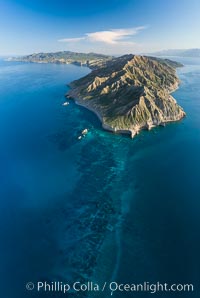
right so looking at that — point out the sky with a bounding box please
[0,0,200,56]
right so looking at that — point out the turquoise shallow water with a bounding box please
[0,58,200,297]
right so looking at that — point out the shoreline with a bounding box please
[66,81,185,139]
[8,57,186,140]
[73,98,133,137]
[67,89,139,138]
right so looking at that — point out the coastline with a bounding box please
[72,97,133,137]
[9,57,186,140]
[66,89,139,138]
[67,80,185,139]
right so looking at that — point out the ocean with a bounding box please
[0,58,200,298]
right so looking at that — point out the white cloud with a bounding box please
[58,26,146,45]
[58,37,85,42]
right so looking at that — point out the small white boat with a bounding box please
[78,136,82,140]
[81,128,88,135]
[62,101,69,106]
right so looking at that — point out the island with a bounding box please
[150,48,200,57]
[7,51,112,69]
[9,51,186,138]
[67,54,186,138]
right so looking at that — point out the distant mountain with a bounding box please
[7,51,112,69]
[150,49,200,57]
[68,55,185,138]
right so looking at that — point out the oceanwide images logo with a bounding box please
[25,281,194,295]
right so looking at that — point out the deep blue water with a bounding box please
[0,58,200,298]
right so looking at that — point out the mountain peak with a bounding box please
[68,55,185,138]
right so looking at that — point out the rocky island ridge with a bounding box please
[67,54,185,138]
[7,51,112,69]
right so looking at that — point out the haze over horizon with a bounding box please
[1,0,200,56]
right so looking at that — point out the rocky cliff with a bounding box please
[68,55,185,138]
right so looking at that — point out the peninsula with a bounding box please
[67,54,185,138]
[8,51,112,69]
